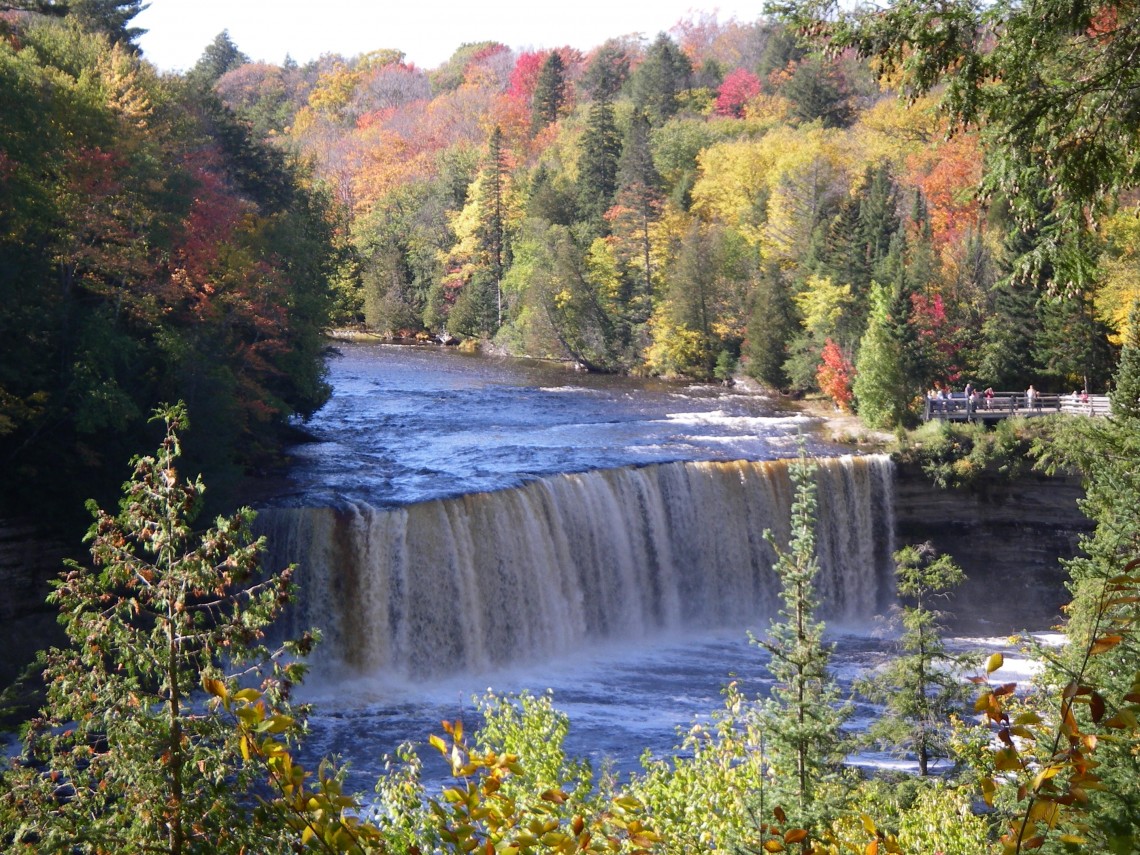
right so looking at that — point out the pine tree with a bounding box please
[857,543,971,776]
[853,282,906,428]
[1034,292,1115,393]
[1111,300,1140,418]
[581,39,630,102]
[976,279,1042,390]
[744,263,796,389]
[1,0,146,47]
[614,109,663,315]
[188,30,249,88]
[752,449,849,835]
[782,56,853,128]
[577,98,621,230]
[530,51,566,135]
[476,125,509,328]
[631,33,692,126]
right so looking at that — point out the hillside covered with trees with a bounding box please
[206,11,1131,419]
[0,3,340,528]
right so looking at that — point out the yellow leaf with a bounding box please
[864,842,879,855]
[301,825,314,845]
[980,776,997,806]
[429,734,446,754]
[861,814,877,836]
[1027,799,1061,828]
[1032,765,1060,789]
[762,841,785,853]
[234,687,261,703]
[239,735,250,762]
[784,829,808,843]
[1090,634,1123,654]
[994,747,1022,772]
[986,652,1005,674]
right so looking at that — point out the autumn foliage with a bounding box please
[817,338,855,411]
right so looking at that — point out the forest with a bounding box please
[3,0,1140,852]
[201,4,1130,414]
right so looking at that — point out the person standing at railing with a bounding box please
[984,387,994,410]
[1026,384,1039,411]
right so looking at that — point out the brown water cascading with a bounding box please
[255,454,898,679]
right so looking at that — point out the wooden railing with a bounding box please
[923,392,1112,422]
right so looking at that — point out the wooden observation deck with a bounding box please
[923,392,1112,423]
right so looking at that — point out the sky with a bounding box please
[134,1,763,72]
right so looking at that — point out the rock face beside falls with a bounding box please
[0,520,69,689]
[893,462,1091,632]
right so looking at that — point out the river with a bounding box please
[254,343,1041,795]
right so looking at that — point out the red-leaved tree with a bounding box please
[817,337,854,411]
[715,68,762,117]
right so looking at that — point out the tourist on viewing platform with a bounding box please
[984,387,994,409]
[1026,384,1038,411]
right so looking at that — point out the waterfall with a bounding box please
[256,454,896,678]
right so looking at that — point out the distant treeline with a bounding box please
[205,18,1128,418]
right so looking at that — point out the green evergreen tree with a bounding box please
[756,23,806,80]
[476,125,509,329]
[1112,301,1140,418]
[577,97,621,230]
[0,0,145,46]
[976,279,1042,390]
[1034,292,1115,393]
[530,51,566,135]
[745,262,796,389]
[188,30,249,88]
[906,190,939,291]
[752,449,850,834]
[631,33,692,126]
[614,109,663,316]
[658,220,723,378]
[0,406,313,853]
[580,38,630,102]
[857,543,971,776]
[853,282,906,427]
[813,163,901,343]
[782,56,853,128]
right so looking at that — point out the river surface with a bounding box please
[267,344,1038,796]
[272,343,830,507]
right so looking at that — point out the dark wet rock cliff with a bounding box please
[893,461,1091,633]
